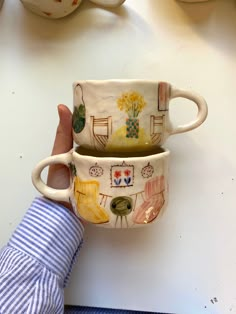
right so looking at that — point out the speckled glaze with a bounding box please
[32,148,169,228]
[20,0,126,19]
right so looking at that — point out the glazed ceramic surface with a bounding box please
[32,147,169,228]
[20,0,82,18]
[89,0,126,7]
[73,80,208,152]
[20,0,125,19]
[178,0,209,2]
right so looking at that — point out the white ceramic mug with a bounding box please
[32,147,169,228]
[72,80,208,152]
[20,0,125,19]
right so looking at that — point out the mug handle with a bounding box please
[170,86,208,135]
[89,0,126,8]
[31,152,72,203]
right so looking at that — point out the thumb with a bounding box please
[51,104,73,156]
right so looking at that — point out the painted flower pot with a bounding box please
[126,118,139,139]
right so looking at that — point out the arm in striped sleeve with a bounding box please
[0,197,84,314]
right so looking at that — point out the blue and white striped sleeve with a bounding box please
[0,197,84,314]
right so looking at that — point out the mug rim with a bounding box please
[73,79,170,88]
[72,147,170,162]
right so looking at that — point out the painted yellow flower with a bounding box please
[117,91,147,118]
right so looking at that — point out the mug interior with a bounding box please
[75,146,166,158]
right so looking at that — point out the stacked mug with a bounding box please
[32,80,208,228]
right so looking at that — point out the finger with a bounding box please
[47,104,73,186]
[51,104,73,156]
[46,105,74,211]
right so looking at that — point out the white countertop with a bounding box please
[1,1,236,313]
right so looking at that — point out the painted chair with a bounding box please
[132,176,165,224]
[150,115,165,145]
[149,81,170,145]
[90,116,112,150]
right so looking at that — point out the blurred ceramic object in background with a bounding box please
[178,0,209,2]
[20,0,82,18]
[89,0,125,7]
[0,0,4,9]
[20,0,126,19]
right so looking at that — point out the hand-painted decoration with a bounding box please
[158,82,170,111]
[90,116,112,151]
[72,84,86,133]
[74,177,109,224]
[68,162,77,177]
[141,162,154,178]
[110,196,133,228]
[89,163,104,177]
[133,176,165,224]
[110,161,134,187]
[117,91,146,139]
[150,115,164,145]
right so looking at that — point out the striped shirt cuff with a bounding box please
[8,197,84,286]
